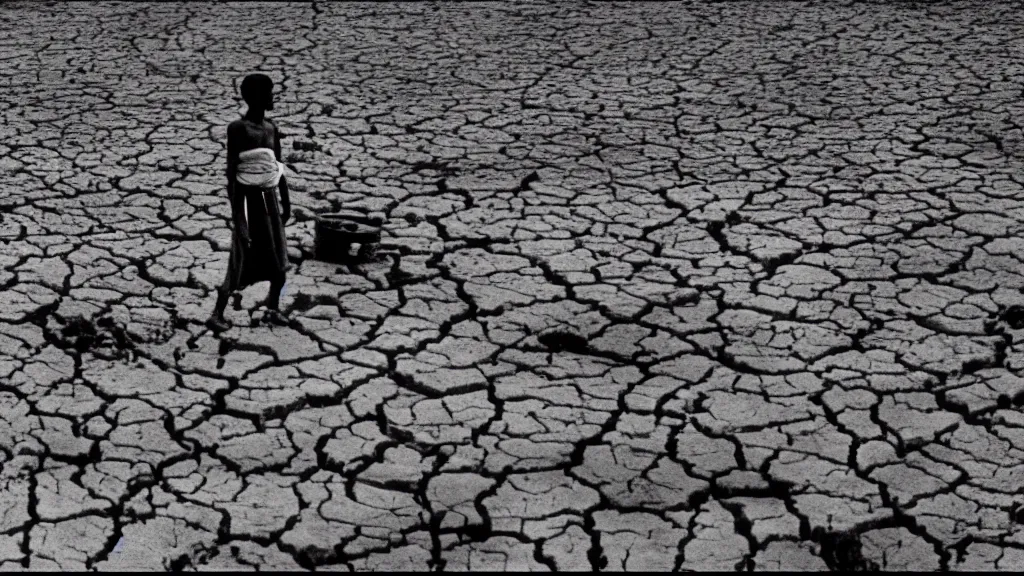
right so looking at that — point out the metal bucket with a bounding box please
[313,212,383,263]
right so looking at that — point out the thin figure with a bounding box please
[207,73,291,332]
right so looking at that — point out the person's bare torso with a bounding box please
[229,118,277,155]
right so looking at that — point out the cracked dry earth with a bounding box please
[6,1,1024,572]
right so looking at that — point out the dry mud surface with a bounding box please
[4,1,1024,571]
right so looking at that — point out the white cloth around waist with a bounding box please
[236,147,284,188]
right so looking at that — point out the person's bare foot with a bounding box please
[205,316,231,333]
[263,309,289,326]
[258,293,284,311]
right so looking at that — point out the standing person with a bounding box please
[207,73,291,332]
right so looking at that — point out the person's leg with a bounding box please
[251,188,289,325]
[263,272,289,325]
[267,274,285,310]
[257,265,285,311]
[209,213,247,332]
[206,286,232,332]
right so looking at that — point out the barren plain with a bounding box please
[3,1,1024,571]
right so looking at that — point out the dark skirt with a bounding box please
[221,184,289,293]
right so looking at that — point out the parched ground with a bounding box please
[4,0,1024,571]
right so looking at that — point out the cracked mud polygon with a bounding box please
[3,1,1024,571]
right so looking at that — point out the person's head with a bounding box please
[240,73,274,111]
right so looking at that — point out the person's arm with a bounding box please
[273,122,291,224]
[226,123,249,243]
